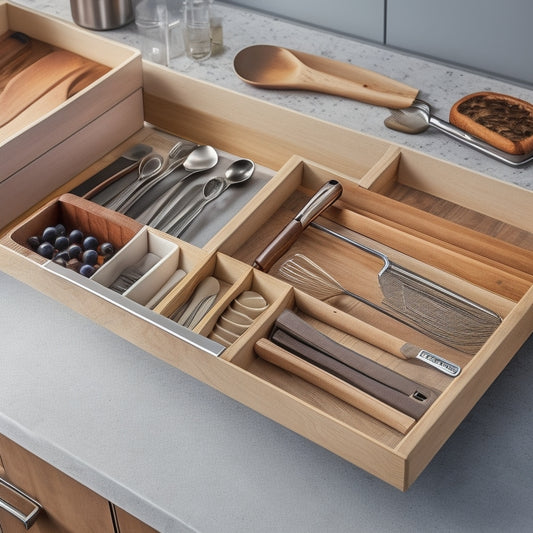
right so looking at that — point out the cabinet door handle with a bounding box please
[0,476,42,529]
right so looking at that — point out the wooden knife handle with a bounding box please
[253,219,303,272]
[253,180,343,272]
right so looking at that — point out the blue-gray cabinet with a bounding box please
[386,0,533,85]
[225,0,533,85]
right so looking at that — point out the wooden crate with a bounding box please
[0,1,143,228]
[1,60,532,491]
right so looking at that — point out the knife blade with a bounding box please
[69,143,153,198]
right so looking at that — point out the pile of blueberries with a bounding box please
[27,223,116,277]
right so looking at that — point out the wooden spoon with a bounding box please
[0,64,104,142]
[0,32,31,70]
[0,50,88,127]
[233,44,418,109]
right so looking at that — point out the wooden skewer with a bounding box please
[254,338,416,434]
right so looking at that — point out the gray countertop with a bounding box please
[2,2,533,532]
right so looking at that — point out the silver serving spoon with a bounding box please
[384,99,533,166]
[163,158,255,237]
[102,153,164,210]
[128,145,219,222]
[113,141,200,213]
[142,145,220,227]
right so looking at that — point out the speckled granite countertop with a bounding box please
[12,0,533,188]
[2,2,533,533]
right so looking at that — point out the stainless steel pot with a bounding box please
[70,0,134,30]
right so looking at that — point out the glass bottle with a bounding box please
[208,0,223,55]
[183,0,211,62]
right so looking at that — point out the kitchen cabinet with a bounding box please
[0,434,155,532]
[0,434,114,532]
[225,0,385,43]
[112,507,158,533]
[384,0,532,85]
[227,0,533,84]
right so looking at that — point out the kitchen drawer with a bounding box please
[0,1,143,228]
[1,59,532,491]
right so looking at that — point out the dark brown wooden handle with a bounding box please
[253,180,343,272]
[252,219,303,272]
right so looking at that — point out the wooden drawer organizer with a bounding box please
[1,61,533,490]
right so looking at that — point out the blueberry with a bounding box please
[55,223,67,236]
[36,241,55,259]
[82,249,99,266]
[54,235,69,251]
[99,242,115,256]
[27,235,41,250]
[67,243,82,260]
[42,226,57,243]
[79,264,96,277]
[69,229,84,244]
[83,235,99,251]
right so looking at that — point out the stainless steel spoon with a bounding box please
[163,158,255,237]
[102,153,164,211]
[113,141,200,213]
[137,145,219,226]
[384,99,533,166]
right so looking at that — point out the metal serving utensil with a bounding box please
[385,99,533,166]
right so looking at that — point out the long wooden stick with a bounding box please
[340,185,533,277]
[254,338,415,434]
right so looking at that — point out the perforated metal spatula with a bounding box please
[309,221,502,354]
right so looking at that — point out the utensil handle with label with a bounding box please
[253,180,342,272]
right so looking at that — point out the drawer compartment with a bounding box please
[1,57,532,491]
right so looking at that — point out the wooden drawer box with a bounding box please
[0,1,143,228]
[1,59,532,491]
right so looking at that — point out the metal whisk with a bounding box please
[279,254,498,354]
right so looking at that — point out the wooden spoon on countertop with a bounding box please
[233,44,418,109]
[0,50,90,127]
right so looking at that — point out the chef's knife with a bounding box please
[70,143,153,198]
